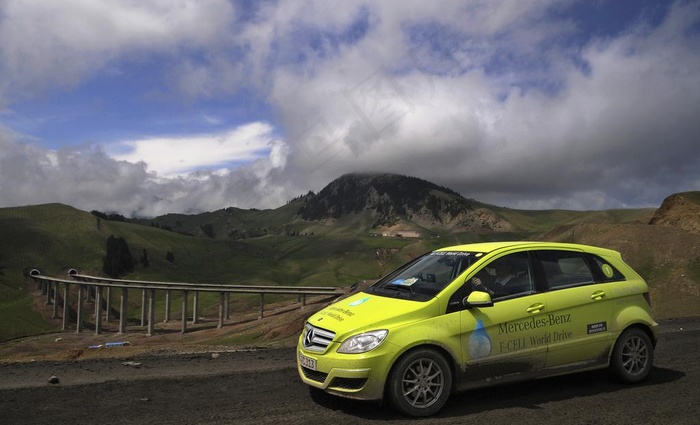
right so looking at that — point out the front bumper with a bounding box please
[296,340,399,401]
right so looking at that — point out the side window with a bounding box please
[445,252,534,313]
[471,252,534,301]
[536,250,595,290]
[589,254,626,282]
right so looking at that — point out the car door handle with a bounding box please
[526,303,545,314]
[591,290,606,301]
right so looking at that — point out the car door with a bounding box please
[534,249,616,369]
[458,252,548,382]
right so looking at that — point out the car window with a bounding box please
[477,252,534,302]
[536,250,595,290]
[589,254,626,282]
[446,251,534,312]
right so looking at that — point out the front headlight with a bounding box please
[337,330,388,354]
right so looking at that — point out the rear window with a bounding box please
[589,254,626,282]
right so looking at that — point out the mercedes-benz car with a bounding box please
[297,242,658,416]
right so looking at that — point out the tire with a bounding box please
[610,327,654,384]
[387,348,452,417]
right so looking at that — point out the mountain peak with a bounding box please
[297,173,483,229]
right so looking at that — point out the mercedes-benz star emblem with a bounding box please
[304,328,315,348]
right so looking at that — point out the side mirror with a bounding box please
[463,291,494,308]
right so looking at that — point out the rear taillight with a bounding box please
[643,292,652,307]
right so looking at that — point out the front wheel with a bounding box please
[387,348,452,417]
[610,327,654,384]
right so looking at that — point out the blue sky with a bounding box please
[0,0,698,216]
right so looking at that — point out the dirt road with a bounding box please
[1,319,698,425]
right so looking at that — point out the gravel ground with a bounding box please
[0,319,698,424]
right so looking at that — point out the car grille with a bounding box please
[329,377,368,390]
[301,367,328,383]
[302,323,335,353]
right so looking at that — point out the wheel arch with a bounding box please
[612,303,658,346]
[619,322,658,348]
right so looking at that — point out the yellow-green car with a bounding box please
[297,242,658,416]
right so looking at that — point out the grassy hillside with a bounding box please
[0,204,438,342]
[132,201,304,239]
[493,206,656,234]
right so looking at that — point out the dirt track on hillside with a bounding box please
[1,319,699,425]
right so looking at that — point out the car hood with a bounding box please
[305,291,439,341]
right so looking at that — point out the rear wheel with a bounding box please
[387,348,452,417]
[610,327,654,384]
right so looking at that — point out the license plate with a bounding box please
[299,352,317,371]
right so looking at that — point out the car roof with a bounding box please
[434,241,620,257]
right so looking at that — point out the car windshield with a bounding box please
[367,251,483,301]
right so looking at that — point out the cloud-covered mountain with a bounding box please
[298,173,511,232]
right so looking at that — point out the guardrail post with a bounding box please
[225,292,230,319]
[181,290,188,334]
[147,288,155,336]
[52,283,59,319]
[140,289,147,327]
[48,281,52,300]
[105,287,112,323]
[62,283,70,331]
[301,294,306,308]
[164,290,171,323]
[95,286,103,335]
[76,284,84,333]
[218,292,225,329]
[259,293,264,319]
[192,291,199,324]
[119,288,128,334]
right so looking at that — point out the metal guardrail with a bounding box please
[30,270,347,336]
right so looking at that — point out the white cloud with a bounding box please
[0,126,294,216]
[107,122,278,177]
[0,0,235,104]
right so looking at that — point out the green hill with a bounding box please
[0,203,439,341]
[493,206,656,233]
